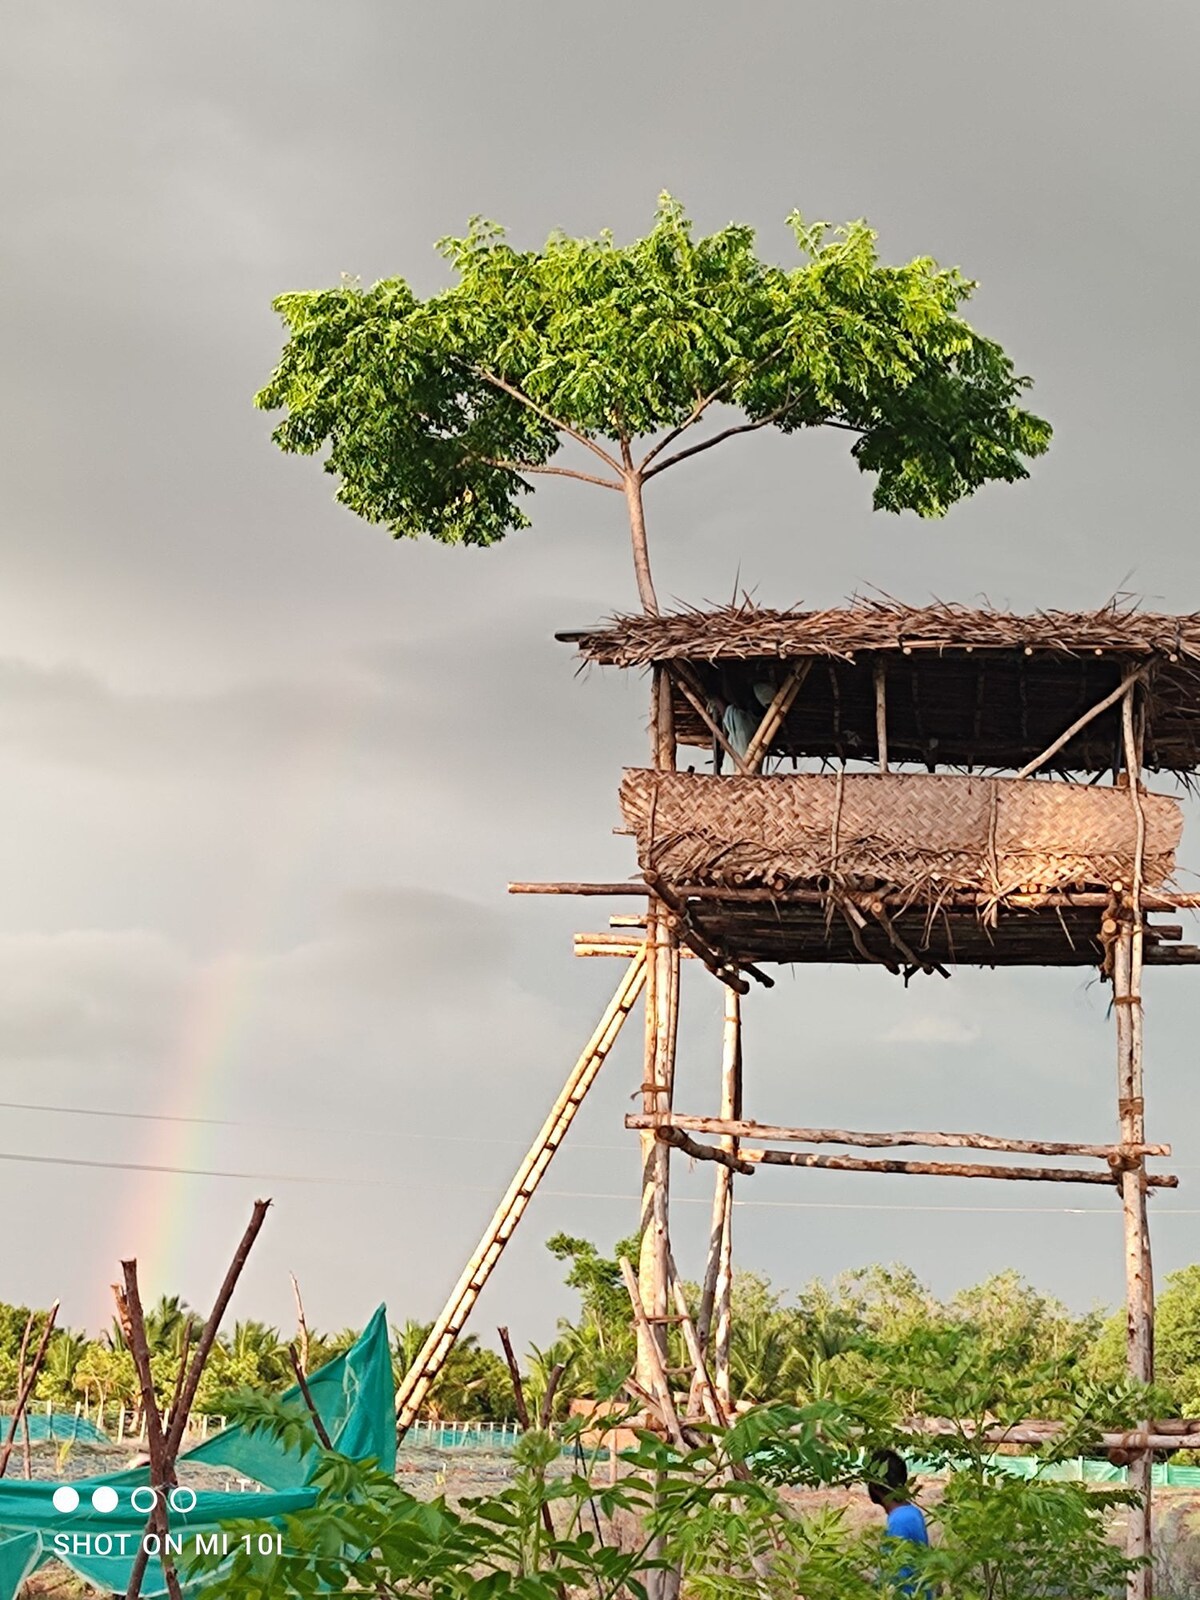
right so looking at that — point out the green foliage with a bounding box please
[200,1391,1137,1600]
[255,195,1050,607]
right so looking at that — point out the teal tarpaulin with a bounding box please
[0,1304,394,1598]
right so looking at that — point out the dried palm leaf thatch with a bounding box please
[563,599,1200,668]
[618,770,1183,900]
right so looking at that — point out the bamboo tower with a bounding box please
[404,599,1200,1599]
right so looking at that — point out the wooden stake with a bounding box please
[290,1272,310,1378]
[0,1304,58,1479]
[395,954,647,1432]
[287,1343,332,1450]
[496,1328,531,1430]
[627,1112,1169,1161]
[117,1266,183,1600]
[121,1203,270,1600]
[162,1199,272,1463]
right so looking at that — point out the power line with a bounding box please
[0,1145,1196,1218]
[3,1100,1195,1170]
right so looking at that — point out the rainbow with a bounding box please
[109,673,380,1294]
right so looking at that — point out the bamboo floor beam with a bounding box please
[395,952,648,1434]
[509,881,1200,911]
[909,1418,1200,1453]
[627,1112,1170,1161]
[653,1126,1177,1186]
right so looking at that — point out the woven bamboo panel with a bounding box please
[619,770,1183,895]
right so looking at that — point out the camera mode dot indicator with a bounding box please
[91,1486,118,1514]
[52,1487,79,1514]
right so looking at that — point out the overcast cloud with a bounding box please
[1,1,1198,1342]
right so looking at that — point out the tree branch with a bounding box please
[641,415,779,480]
[638,385,729,471]
[481,458,624,490]
[474,368,624,474]
[642,407,867,479]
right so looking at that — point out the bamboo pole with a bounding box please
[509,881,1200,912]
[743,662,811,772]
[1119,681,1154,1600]
[620,1258,686,1448]
[909,1418,1200,1452]
[657,1129,1176,1186]
[874,660,889,772]
[643,872,759,992]
[670,668,753,777]
[692,987,741,1415]
[396,953,647,1432]
[627,1113,1170,1160]
[637,914,681,1390]
[1014,663,1149,779]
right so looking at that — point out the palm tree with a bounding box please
[229,1320,287,1385]
[37,1331,89,1405]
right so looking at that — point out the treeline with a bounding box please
[6,1238,1200,1426]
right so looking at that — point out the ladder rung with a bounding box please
[643,1314,685,1324]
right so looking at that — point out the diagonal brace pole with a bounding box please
[395,952,648,1434]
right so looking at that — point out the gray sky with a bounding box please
[1,0,1198,1346]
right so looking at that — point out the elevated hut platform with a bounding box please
[561,601,1200,775]
[552,601,1200,975]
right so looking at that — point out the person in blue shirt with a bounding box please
[866,1450,930,1595]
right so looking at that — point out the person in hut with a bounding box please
[866,1449,930,1595]
[708,679,777,771]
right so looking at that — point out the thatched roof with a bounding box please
[559,600,1200,667]
[558,602,1200,775]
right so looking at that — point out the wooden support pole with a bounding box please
[1118,678,1154,1600]
[658,1130,1176,1186]
[627,1112,1170,1161]
[637,913,681,1391]
[645,870,768,990]
[743,662,811,773]
[510,881,1200,912]
[670,667,753,777]
[693,986,741,1416]
[395,953,647,1433]
[1014,663,1149,779]
[910,1417,1200,1452]
[874,659,889,772]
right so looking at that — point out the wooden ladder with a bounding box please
[395,951,648,1435]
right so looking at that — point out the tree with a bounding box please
[255,196,1050,613]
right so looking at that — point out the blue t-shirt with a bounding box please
[885,1502,929,1594]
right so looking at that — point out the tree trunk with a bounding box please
[623,473,659,614]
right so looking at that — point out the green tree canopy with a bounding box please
[256,195,1050,611]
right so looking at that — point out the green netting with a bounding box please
[0,1303,394,1598]
[0,1413,107,1445]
